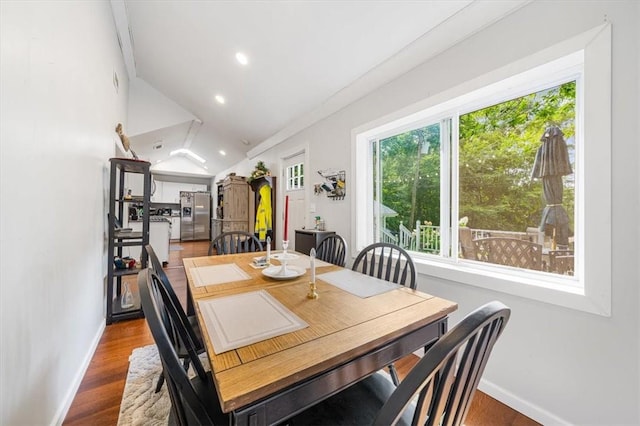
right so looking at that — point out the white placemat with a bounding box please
[198,290,308,354]
[317,269,400,298]
[190,264,251,288]
[271,251,332,269]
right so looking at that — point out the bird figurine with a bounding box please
[115,123,138,159]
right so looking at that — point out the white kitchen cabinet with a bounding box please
[161,181,182,203]
[158,182,209,203]
[170,217,180,240]
[151,179,163,202]
[127,219,171,264]
[144,179,210,203]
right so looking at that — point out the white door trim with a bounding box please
[278,143,310,248]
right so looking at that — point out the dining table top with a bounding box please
[183,251,457,414]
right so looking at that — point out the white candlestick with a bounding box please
[310,248,316,284]
[266,236,271,264]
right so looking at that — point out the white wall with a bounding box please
[0,2,128,424]
[128,77,197,136]
[217,145,351,244]
[224,1,640,424]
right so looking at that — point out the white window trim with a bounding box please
[351,23,611,316]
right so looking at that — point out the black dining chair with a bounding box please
[352,242,417,385]
[138,268,228,425]
[316,234,348,267]
[145,244,205,393]
[352,242,417,289]
[287,301,511,426]
[209,231,263,256]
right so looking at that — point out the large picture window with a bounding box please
[353,24,611,315]
[372,80,576,275]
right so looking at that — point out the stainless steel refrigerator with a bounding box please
[180,191,211,241]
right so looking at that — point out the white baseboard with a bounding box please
[478,378,570,425]
[51,321,106,426]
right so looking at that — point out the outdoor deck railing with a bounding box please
[382,223,571,274]
[387,222,538,255]
[381,228,399,245]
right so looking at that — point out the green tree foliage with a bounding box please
[377,80,575,237]
[459,81,575,232]
[379,124,441,231]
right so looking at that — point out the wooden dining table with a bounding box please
[183,251,457,426]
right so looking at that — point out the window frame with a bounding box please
[351,23,611,316]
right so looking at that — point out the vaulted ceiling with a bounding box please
[111,0,526,176]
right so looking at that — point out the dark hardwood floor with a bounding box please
[63,241,539,426]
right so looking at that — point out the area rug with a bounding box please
[118,345,211,425]
[117,345,170,426]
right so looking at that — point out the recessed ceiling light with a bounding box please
[215,94,225,104]
[219,150,226,156]
[235,52,249,66]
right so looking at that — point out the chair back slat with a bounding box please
[426,356,457,426]
[445,333,482,426]
[352,242,417,289]
[377,245,387,281]
[412,379,433,426]
[209,231,263,256]
[316,234,348,267]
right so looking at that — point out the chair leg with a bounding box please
[388,363,400,386]
[155,372,165,393]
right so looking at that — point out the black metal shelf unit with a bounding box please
[106,158,151,324]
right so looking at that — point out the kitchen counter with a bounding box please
[126,219,171,264]
[130,216,171,223]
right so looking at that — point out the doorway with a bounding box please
[282,150,307,251]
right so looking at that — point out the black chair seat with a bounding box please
[288,372,415,426]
